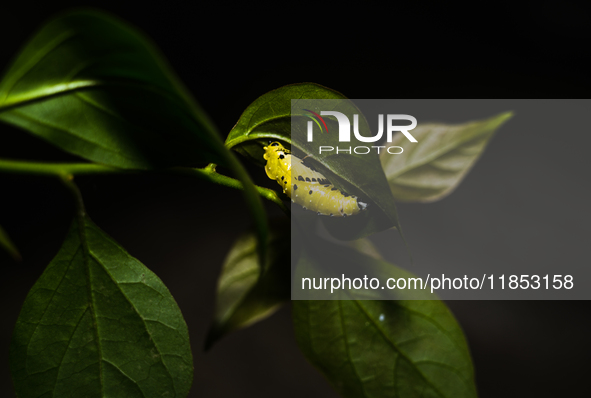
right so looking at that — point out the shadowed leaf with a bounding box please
[10,216,193,397]
[205,218,291,349]
[292,240,477,398]
[226,83,406,241]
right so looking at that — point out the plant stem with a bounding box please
[59,174,86,217]
[0,224,21,261]
[0,158,290,215]
[172,166,290,215]
[0,159,121,176]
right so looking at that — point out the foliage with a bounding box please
[0,9,510,398]
[10,209,193,397]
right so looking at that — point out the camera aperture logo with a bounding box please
[304,110,417,155]
[303,109,330,134]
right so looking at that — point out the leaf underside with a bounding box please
[0,9,227,170]
[10,216,193,398]
[382,112,513,202]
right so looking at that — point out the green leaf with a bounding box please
[226,83,405,241]
[225,83,346,164]
[0,9,268,287]
[292,241,477,398]
[0,9,228,170]
[0,223,21,261]
[205,218,291,350]
[381,112,513,202]
[10,216,193,397]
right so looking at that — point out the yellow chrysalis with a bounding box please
[263,142,367,216]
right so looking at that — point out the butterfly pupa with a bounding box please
[263,141,367,217]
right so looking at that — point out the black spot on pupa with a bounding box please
[305,177,311,182]
[309,190,313,195]
[279,154,285,159]
[298,176,304,181]
[324,184,330,188]
[331,188,338,191]
[294,184,298,190]
[271,142,279,147]
[281,176,284,181]
[312,178,317,182]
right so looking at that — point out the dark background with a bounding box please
[1,1,590,397]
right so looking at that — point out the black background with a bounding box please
[1,1,590,397]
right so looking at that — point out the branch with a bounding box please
[0,159,121,176]
[0,159,290,215]
[59,174,86,217]
[172,164,290,215]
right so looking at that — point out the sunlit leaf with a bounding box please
[0,9,268,284]
[0,9,226,170]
